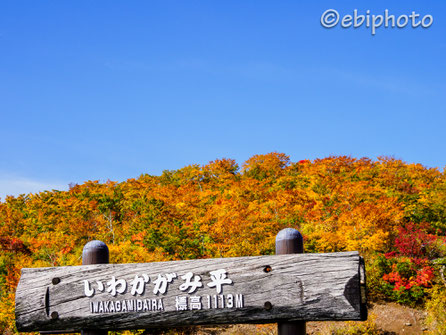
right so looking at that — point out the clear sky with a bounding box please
[1,1,445,199]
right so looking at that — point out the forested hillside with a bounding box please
[1,153,445,333]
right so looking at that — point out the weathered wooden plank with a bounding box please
[16,251,366,332]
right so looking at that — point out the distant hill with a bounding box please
[1,153,445,333]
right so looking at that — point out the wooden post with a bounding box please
[276,228,306,335]
[82,240,109,265]
[81,240,109,335]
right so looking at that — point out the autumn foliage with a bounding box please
[1,153,445,333]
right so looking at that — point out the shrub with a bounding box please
[425,284,446,335]
[329,313,381,335]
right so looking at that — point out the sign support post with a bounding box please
[81,240,109,335]
[276,228,306,335]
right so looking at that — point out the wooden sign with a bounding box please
[15,251,366,332]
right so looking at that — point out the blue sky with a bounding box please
[1,1,445,199]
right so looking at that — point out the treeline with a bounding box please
[1,153,445,333]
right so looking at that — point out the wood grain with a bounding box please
[15,251,366,332]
